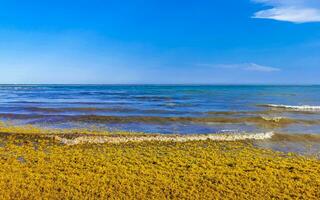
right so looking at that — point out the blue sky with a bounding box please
[0,0,319,84]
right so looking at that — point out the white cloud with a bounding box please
[243,63,281,72]
[200,63,281,72]
[252,0,320,23]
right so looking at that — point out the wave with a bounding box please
[0,106,190,115]
[0,113,46,119]
[260,104,320,112]
[7,101,45,104]
[206,110,279,115]
[21,107,138,113]
[70,115,320,128]
[260,116,285,123]
[1,112,319,129]
[72,115,290,123]
[1,113,318,127]
[270,133,320,142]
[53,132,275,145]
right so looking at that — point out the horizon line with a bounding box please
[0,83,319,86]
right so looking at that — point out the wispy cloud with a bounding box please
[198,63,281,72]
[252,0,320,23]
[243,63,281,72]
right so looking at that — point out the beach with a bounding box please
[0,85,320,199]
[0,127,319,199]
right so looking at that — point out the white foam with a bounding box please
[260,116,284,122]
[53,132,274,145]
[263,104,320,112]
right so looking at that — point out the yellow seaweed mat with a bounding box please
[0,134,319,199]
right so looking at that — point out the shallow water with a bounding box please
[0,85,320,135]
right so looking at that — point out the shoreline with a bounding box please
[1,122,320,151]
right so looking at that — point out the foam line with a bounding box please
[262,104,320,112]
[53,132,274,145]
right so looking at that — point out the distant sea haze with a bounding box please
[0,85,319,135]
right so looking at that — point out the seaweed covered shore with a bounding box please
[0,123,319,199]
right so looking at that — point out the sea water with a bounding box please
[0,85,319,135]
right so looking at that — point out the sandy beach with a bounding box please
[0,123,319,199]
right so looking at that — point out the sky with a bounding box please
[0,0,319,84]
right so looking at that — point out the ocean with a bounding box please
[1,84,320,136]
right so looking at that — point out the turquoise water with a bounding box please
[0,85,320,135]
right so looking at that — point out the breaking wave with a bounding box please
[260,104,320,112]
